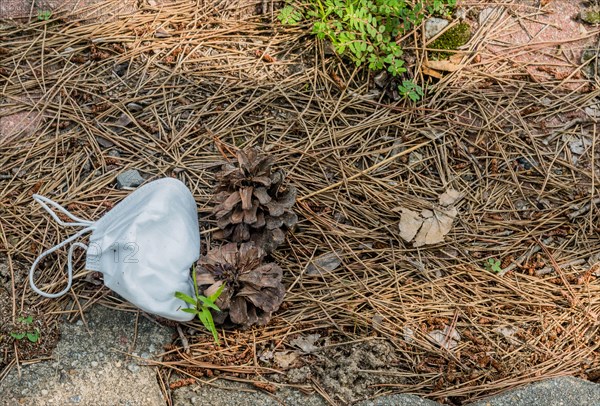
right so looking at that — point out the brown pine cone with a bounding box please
[212,147,297,253]
[195,242,285,328]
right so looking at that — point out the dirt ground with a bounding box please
[2,0,600,405]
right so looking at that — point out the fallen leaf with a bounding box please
[439,188,464,206]
[422,65,443,79]
[398,190,460,247]
[448,53,466,64]
[413,207,457,247]
[399,208,423,242]
[306,252,342,276]
[259,350,274,362]
[290,334,321,354]
[424,59,461,72]
[428,325,460,350]
[564,135,591,155]
[273,351,298,369]
[421,209,434,218]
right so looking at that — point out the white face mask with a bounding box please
[29,178,199,321]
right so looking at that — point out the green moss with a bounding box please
[429,22,471,59]
[581,49,599,79]
[580,7,600,25]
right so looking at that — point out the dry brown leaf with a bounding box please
[291,334,321,353]
[422,65,443,79]
[399,208,423,242]
[413,208,457,247]
[439,188,464,206]
[273,351,299,369]
[428,325,460,350]
[448,53,466,64]
[424,59,461,72]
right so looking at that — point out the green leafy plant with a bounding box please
[37,10,52,21]
[175,266,224,344]
[427,0,456,15]
[279,0,456,101]
[398,80,424,101]
[10,315,40,343]
[278,5,303,25]
[484,258,502,274]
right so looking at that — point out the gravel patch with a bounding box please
[0,305,173,406]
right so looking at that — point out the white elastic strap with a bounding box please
[32,194,93,227]
[30,195,94,298]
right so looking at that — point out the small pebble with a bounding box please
[424,17,449,39]
[116,169,144,189]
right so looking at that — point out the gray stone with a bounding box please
[107,149,121,158]
[0,306,173,406]
[116,169,144,188]
[424,18,449,39]
[466,377,600,406]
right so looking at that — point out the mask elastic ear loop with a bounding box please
[32,194,93,227]
[29,228,92,298]
[30,195,94,298]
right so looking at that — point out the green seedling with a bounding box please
[175,266,224,345]
[398,80,424,101]
[278,5,303,25]
[10,315,40,343]
[484,258,502,274]
[37,10,52,21]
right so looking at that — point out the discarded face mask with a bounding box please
[29,178,199,321]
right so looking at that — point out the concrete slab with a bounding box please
[467,377,600,406]
[0,305,173,406]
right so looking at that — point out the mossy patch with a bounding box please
[580,7,600,25]
[581,49,599,79]
[429,22,471,59]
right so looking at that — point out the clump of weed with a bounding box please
[279,0,457,101]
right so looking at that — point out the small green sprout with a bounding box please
[484,258,502,274]
[175,265,224,345]
[37,10,52,21]
[278,5,303,25]
[398,80,424,102]
[10,315,40,343]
